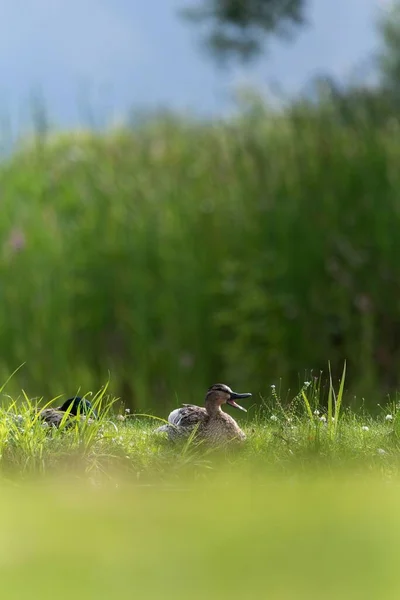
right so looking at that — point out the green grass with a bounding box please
[2,474,400,599]
[0,380,398,482]
[0,102,400,407]
[0,383,399,598]
[0,392,399,599]
[1,100,400,595]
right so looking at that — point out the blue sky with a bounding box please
[0,0,387,129]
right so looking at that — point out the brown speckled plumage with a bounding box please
[155,383,251,443]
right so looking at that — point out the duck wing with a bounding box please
[168,405,207,428]
[38,408,65,427]
[154,405,208,439]
[38,408,94,428]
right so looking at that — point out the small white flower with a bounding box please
[361,426,369,432]
[313,409,320,416]
[304,381,311,388]
[125,408,131,414]
[385,414,393,422]
[271,384,276,390]
[116,415,125,422]
[377,448,386,455]
[320,415,326,423]
[270,415,278,422]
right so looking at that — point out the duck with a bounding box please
[155,383,252,443]
[38,396,98,428]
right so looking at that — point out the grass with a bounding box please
[1,101,400,407]
[0,378,399,598]
[2,475,400,599]
[0,372,398,482]
[2,99,400,594]
[0,393,398,599]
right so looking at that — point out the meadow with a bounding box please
[3,473,400,599]
[0,366,397,482]
[1,96,400,596]
[0,97,399,409]
[0,376,399,599]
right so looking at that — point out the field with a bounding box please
[1,97,400,596]
[0,383,399,599]
[1,101,400,408]
[2,474,400,600]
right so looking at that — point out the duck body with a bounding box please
[39,397,97,428]
[155,384,251,443]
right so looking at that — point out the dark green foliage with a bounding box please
[1,100,400,409]
[181,0,307,62]
[378,1,400,103]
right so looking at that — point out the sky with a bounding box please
[0,0,389,130]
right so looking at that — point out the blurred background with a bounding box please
[0,0,399,410]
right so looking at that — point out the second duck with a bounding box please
[38,396,97,428]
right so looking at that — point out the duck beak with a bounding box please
[227,391,252,412]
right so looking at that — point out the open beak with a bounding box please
[227,391,252,412]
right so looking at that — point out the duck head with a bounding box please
[206,384,252,412]
[59,397,97,418]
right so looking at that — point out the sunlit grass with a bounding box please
[0,472,400,599]
[0,379,397,482]
[0,383,398,597]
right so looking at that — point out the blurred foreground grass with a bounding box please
[1,474,400,599]
[0,386,399,598]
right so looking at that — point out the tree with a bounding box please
[377,1,400,103]
[181,0,308,63]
